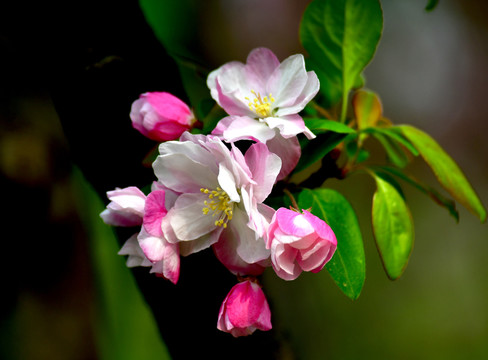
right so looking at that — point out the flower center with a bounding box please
[245,89,275,118]
[200,187,234,228]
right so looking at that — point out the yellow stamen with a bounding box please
[200,187,234,228]
[245,89,274,118]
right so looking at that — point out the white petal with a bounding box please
[169,193,218,240]
[218,164,240,203]
[267,54,308,109]
[232,207,270,263]
[153,153,217,193]
[220,116,276,143]
[275,71,320,117]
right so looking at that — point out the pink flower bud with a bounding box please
[130,92,195,142]
[217,280,272,337]
[266,208,337,281]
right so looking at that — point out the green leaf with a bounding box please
[373,165,459,222]
[371,172,414,280]
[139,0,212,119]
[298,188,365,300]
[425,0,439,12]
[372,132,410,168]
[400,125,487,222]
[295,132,351,173]
[300,0,383,108]
[363,127,419,156]
[304,118,356,135]
[73,168,171,360]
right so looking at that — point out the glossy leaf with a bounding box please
[376,165,459,221]
[305,118,356,135]
[400,125,487,222]
[298,188,365,300]
[371,172,414,280]
[300,0,383,107]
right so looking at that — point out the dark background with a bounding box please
[1,0,487,359]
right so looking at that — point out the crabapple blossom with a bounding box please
[153,132,281,275]
[207,47,318,140]
[100,185,180,284]
[207,47,318,178]
[217,280,272,337]
[266,208,337,281]
[130,92,196,142]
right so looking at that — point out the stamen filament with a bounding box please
[200,187,234,228]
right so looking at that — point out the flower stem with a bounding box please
[312,101,334,120]
[340,91,348,124]
[283,188,299,211]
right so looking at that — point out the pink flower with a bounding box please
[138,188,180,284]
[100,185,180,284]
[130,92,196,142]
[153,132,281,275]
[100,186,146,227]
[217,280,272,337]
[266,208,337,281]
[207,48,318,178]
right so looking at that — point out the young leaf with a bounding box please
[305,118,356,135]
[300,0,383,109]
[399,125,487,222]
[298,188,365,300]
[373,165,459,222]
[352,89,383,130]
[371,172,414,280]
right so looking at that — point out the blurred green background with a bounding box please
[1,0,487,359]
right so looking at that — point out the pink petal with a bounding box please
[137,226,165,262]
[149,242,180,284]
[143,190,167,237]
[266,134,301,180]
[245,142,282,203]
[217,281,272,337]
[276,208,314,237]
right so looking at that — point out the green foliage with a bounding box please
[371,172,414,280]
[300,0,383,120]
[139,0,212,119]
[298,188,365,300]
[399,125,487,222]
[73,169,171,360]
[305,118,355,135]
[373,165,459,222]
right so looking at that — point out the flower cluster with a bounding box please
[101,48,337,337]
